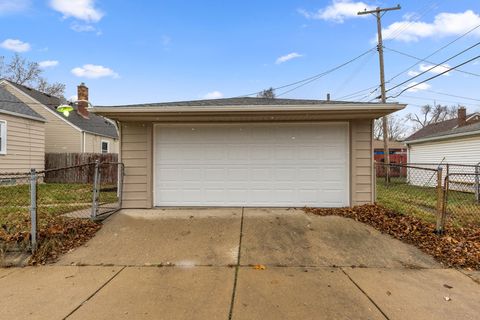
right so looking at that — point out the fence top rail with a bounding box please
[39,162,98,174]
[41,161,124,174]
[375,162,439,172]
[408,162,479,168]
[445,173,480,177]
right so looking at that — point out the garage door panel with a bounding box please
[154,124,349,207]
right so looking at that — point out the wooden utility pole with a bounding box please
[358,5,401,182]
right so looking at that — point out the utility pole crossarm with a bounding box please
[357,4,401,183]
[357,5,401,16]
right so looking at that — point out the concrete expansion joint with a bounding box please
[228,207,245,320]
[340,268,391,320]
[63,266,126,320]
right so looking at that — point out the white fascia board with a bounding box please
[405,130,480,145]
[91,103,405,114]
[1,80,83,132]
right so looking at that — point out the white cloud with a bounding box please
[70,22,96,32]
[50,0,103,22]
[418,63,451,76]
[276,52,303,64]
[383,10,480,42]
[71,64,119,79]
[203,91,223,99]
[0,0,30,14]
[406,82,431,93]
[407,70,419,77]
[39,60,59,68]
[0,39,30,52]
[298,1,375,23]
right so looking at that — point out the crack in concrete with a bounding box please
[63,266,126,320]
[228,207,245,320]
[341,268,391,320]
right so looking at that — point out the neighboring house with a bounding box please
[0,80,119,154]
[93,98,404,208]
[0,86,46,174]
[405,107,480,165]
[373,139,407,165]
[373,139,407,155]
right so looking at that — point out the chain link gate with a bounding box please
[91,161,124,220]
[0,161,124,256]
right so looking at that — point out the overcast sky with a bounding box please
[1,0,479,119]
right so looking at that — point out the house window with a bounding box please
[101,140,109,154]
[0,120,6,155]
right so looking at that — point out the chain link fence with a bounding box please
[375,162,480,232]
[0,162,123,256]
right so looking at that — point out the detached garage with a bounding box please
[93,98,404,209]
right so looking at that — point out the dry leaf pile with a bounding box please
[1,217,101,265]
[305,204,480,270]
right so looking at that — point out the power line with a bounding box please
[384,46,480,77]
[336,85,379,101]
[385,41,480,94]
[401,94,480,106]
[332,51,376,96]
[388,55,480,98]
[276,50,377,97]
[420,89,480,103]
[233,47,376,98]
[385,22,480,84]
[383,0,441,42]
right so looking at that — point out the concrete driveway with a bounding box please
[1,208,479,320]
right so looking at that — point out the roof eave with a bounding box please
[405,130,480,145]
[0,109,46,122]
[91,103,405,121]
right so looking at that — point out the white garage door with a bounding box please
[154,123,349,207]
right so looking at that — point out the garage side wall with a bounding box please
[121,122,153,208]
[350,119,374,205]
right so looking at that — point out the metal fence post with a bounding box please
[435,168,444,234]
[29,168,37,253]
[118,164,124,210]
[475,164,480,204]
[91,160,100,219]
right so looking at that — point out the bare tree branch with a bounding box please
[257,87,276,99]
[374,115,408,141]
[406,104,458,130]
[0,54,65,98]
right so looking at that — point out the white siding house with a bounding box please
[408,136,480,166]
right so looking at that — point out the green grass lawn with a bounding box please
[376,177,480,226]
[0,183,118,233]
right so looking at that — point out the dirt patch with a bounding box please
[304,204,480,270]
[1,217,101,265]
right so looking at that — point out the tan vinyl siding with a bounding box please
[121,122,153,208]
[0,114,45,173]
[120,120,374,208]
[83,133,119,153]
[4,84,83,153]
[350,119,374,205]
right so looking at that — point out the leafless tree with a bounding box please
[0,54,65,98]
[36,77,66,97]
[374,115,408,141]
[406,104,458,130]
[257,87,276,99]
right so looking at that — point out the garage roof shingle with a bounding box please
[0,85,45,121]
[97,97,382,108]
